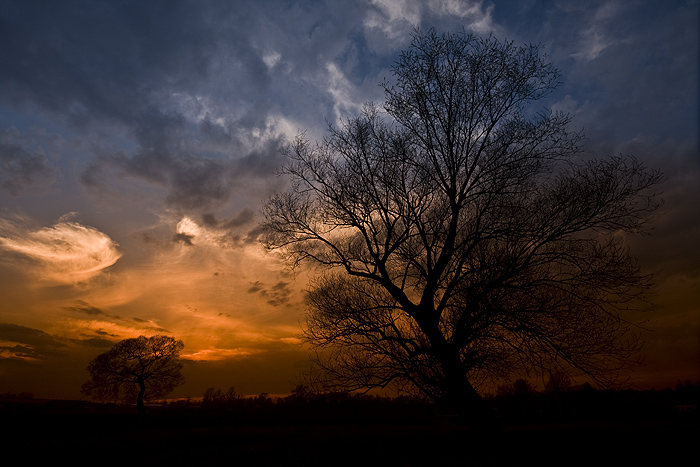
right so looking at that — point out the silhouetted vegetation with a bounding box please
[262,28,662,423]
[487,379,700,424]
[1,383,696,466]
[0,391,34,399]
[81,335,185,416]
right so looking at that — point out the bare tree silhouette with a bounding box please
[81,335,184,416]
[262,29,662,422]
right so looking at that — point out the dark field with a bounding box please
[2,389,697,466]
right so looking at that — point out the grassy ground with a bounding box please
[2,401,697,466]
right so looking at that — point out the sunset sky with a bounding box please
[1,0,698,400]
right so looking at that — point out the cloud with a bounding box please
[0,0,696,398]
[171,213,259,250]
[0,126,61,195]
[0,323,68,360]
[364,0,422,45]
[63,300,108,316]
[1,1,292,211]
[363,0,499,48]
[202,210,254,230]
[248,281,265,294]
[325,62,368,123]
[75,336,117,349]
[427,0,498,34]
[0,216,122,283]
[0,144,56,195]
[182,347,265,362]
[0,0,221,128]
[65,317,171,340]
[248,280,293,307]
[173,232,196,246]
[81,126,288,211]
[570,2,624,62]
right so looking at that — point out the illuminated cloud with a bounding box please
[173,214,260,249]
[182,347,265,362]
[0,216,122,284]
[64,318,170,340]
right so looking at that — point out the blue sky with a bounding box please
[0,0,698,399]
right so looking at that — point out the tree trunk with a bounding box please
[136,380,146,417]
[434,341,498,429]
[445,373,496,426]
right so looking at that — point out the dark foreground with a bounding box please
[2,391,697,466]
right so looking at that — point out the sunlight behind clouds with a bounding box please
[0,217,121,284]
[182,347,264,361]
[0,0,695,399]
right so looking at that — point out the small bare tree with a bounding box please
[81,335,184,415]
[262,29,661,421]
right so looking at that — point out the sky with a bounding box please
[0,0,698,400]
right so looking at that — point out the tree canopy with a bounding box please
[81,335,184,415]
[262,29,662,421]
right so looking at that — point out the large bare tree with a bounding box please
[262,30,661,420]
[81,335,184,415]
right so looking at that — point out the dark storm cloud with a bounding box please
[562,2,696,146]
[63,300,172,335]
[0,143,56,195]
[0,0,220,125]
[1,0,453,212]
[0,1,302,209]
[74,335,116,348]
[491,0,697,145]
[202,210,253,229]
[248,280,292,307]
[129,318,171,334]
[490,1,699,285]
[247,281,264,294]
[77,331,117,348]
[63,300,107,316]
[83,149,231,210]
[0,127,57,195]
[80,118,288,210]
[173,232,195,246]
[0,323,68,359]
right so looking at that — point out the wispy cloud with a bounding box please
[365,0,422,45]
[63,300,108,316]
[570,1,630,62]
[0,215,121,283]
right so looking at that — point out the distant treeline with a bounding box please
[157,380,699,424]
[0,391,34,399]
[1,380,697,423]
